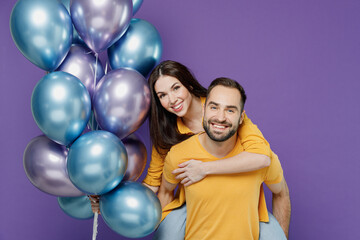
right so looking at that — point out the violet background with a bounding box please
[1,0,360,239]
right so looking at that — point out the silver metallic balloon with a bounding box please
[123,137,147,181]
[23,135,84,197]
[56,44,105,98]
[132,0,143,15]
[108,18,163,77]
[10,0,72,71]
[58,196,94,219]
[93,68,151,139]
[31,71,91,146]
[67,130,128,195]
[100,181,161,238]
[60,0,84,44]
[70,0,133,53]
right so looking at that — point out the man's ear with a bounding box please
[239,110,245,125]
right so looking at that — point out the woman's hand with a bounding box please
[172,160,207,186]
[88,195,100,214]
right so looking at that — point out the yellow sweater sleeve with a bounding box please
[142,146,165,187]
[238,113,271,157]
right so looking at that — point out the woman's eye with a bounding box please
[174,86,180,91]
[159,94,165,99]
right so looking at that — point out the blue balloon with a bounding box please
[132,0,144,15]
[58,196,94,219]
[108,18,163,77]
[31,72,91,146]
[100,181,161,238]
[10,0,72,71]
[67,131,127,195]
[59,0,84,44]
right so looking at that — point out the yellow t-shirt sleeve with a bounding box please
[238,113,271,157]
[264,151,283,185]
[142,146,165,187]
[163,152,181,184]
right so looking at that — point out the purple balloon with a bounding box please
[56,44,105,98]
[93,68,151,139]
[70,0,133,53]
[123,136,147,181]
[23,135,84,197]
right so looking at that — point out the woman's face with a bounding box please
[154,75,193,117]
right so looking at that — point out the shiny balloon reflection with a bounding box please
[70,0,133,53]
[58,195,94,219]
[132,0,143,15]
[100,181,161,238]
[10,0,72,71]
[31,71,91,146]
[56,44,105,98]
[108,18,163,77]
[122,137,147,181]
[93,68,151,139]
[67,131,127,195]
[23,135,84,197]
[60,0,84,44]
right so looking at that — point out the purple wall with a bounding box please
[1,0,360,239]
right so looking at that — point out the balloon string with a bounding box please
[92,212,99,240]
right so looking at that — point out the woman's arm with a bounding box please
[173,152,270,186]
[142,146,166,193]
[173,114,272,186]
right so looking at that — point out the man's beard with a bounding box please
[203,118,239,142]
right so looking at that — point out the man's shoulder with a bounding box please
[168,134,199,156]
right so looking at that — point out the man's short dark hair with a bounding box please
[207,77,247,112]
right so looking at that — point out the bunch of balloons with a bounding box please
[11,0,162,238]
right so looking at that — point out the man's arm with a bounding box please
[157,174,178,209]
[266,178,291,238]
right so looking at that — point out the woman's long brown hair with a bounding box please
[148,60,207,156]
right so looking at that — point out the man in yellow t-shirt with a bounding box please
[158,78,291,239]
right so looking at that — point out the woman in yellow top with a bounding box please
[144,60,287,240]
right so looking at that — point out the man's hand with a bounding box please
[172,160,207,186]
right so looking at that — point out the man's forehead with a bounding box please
[207,86,241,105]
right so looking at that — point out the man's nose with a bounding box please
[216,110,226,122]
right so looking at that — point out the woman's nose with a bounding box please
[168,93,176,104]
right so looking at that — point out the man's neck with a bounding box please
[198,133,237,158]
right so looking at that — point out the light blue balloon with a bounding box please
[108,18,163,77]
[132,0,144,15]
[100,181,161,238]
[59,0,84,44]
[58,196,94,219]
[67,131,128,195]
[10,0,72,71]
[31,71,91,146]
